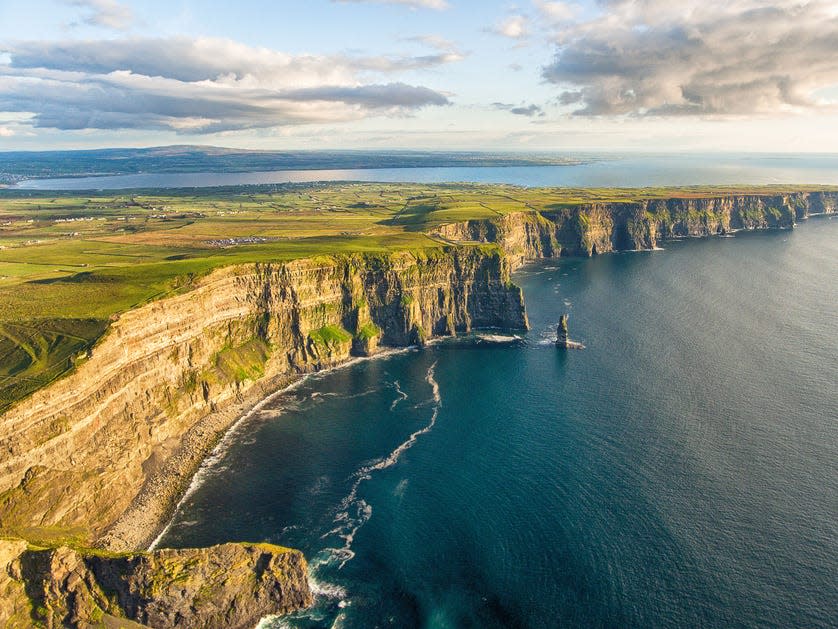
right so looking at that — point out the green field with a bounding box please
[0,182,832,411]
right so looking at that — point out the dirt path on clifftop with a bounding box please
[97,373,302,552]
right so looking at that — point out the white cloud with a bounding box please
[334,0,449,10]
[492,15,529,39]
[0,37,451,134]
[0,126,15,137]
[67,0,134,30]
[543,0,838,116]
[534,1,578,23]
[7,37,462,84]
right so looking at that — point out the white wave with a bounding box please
[147,375,313,551]
[390,380,408,411]
[323,499,372,569]
[475,333,521,343]
[255,615,292,629]
[320,362,441,570]
[148,345,418,551]
[342,387,383,400]
[308,574,348,600]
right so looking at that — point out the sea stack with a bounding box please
[557,314,569,347]
[557,314,585,350]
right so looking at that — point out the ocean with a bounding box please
[14,153,838,190]
[156,216,838,628]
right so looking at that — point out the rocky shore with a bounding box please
[99,372,303,552]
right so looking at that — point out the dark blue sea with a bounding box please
[157,216,838,628]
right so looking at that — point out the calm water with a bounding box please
[14,153,838,190]
[159,217,838,628]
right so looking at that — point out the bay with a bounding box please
[14,153,838,190]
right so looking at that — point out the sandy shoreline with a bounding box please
[97,372,303,551]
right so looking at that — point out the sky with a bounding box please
[1,0,838,152]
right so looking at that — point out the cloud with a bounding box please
[534,1,578,23]
[0,126,14,137]
[394,34,466,66]
[491,15,529,39]
[510,104,544,117]
[333,0,449,9]
[0,37,451,134]
[402,34,459,52]
[67,0,134,30]
[7,37,461,82]
[543,0,838,116]
[493,102,545,117]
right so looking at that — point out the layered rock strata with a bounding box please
[0,248,527,547]
[0,190,835,627]
[0,538,311,628]
[435,191,838,261]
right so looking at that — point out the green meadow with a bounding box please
[0,182,832,411]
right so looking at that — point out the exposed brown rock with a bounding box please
[0,538,311,629]
[0,248,527,548]
[436,191,838,260]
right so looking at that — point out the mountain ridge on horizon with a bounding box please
[0,145,585,184]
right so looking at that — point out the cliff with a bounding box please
[0,538,311,628]
[435,191,838,261]
[1,188,834,627]
[0,246,527,549]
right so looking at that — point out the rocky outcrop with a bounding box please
[555,314,585,350]
[0,247,527,546]
[436,191,838,261]
[556,315,568,347]
[0,538,311,628]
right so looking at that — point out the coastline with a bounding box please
[102,345,420,553]
[11,189,835,556]
[97,371,303,551]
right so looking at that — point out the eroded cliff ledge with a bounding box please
[0,246,526,550]
[434,191,838,262]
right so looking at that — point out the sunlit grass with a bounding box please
[0,181,833,410]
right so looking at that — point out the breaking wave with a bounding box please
[321,362,442,569]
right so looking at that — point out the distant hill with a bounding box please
[0,146,584,184]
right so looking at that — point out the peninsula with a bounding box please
[1,183,835,627]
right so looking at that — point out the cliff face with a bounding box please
[437,191,838,261]
[0,247,526,545]
[435,212,561,266]
[0,538,311,629]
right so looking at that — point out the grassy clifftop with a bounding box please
[0,182,835,411]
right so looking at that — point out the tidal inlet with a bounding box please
[0,1,837,628]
